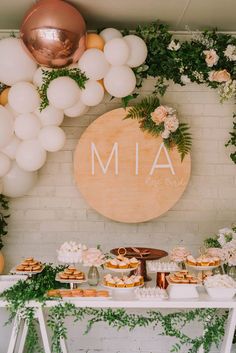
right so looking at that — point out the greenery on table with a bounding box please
[125,95,192,161]
[133,21,236,163]
[0,264,230,353]
[38,67,88,111]
[0,194,9,250]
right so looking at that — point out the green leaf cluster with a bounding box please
[38,68,88,111]
[0,194,9,250]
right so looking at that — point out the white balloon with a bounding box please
[78,49,110,80]
[33,67,52,87]
[100,28,122,43]
[1,134,21,159]
[80,80,104,106]
[35,105,64,126]
[8,82,40,114]
[0,38,37,86]
[2,161,37,198]
[104,38,130,66]
[47,77,80,110]
[0,152,11,177]
[0,106,14,149]
[64,100,89,117]
[16,140,47,172]
[104,66,136,98]
[5,103,19,118]
[124,35,148,68]
[38,126,66,152]
[14,113,41,140]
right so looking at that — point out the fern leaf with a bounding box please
[172,123,192,161]
[124,96,159,120]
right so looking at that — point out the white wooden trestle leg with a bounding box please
[18,320,29,353]
[7,315,21,353]
[220,308,236,353]
[35,306,51,353]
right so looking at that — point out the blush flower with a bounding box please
[164,115,179,132]
[82,248,105,267]
[161,129,170,139]
[203,49,219,67]
[209,69,231,82]
[151,106,168,124]
[169,246,190,263]
[224,44,236,61]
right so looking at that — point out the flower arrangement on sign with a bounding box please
[125,96,192,160]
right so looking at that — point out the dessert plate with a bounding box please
[185,263,219,271]
[10,265,44,276]
[104,264,139,273]
[55,273,87,284]
[102,283,143,293]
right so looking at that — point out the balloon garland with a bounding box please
[0,14,148,198]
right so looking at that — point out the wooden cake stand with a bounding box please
[110,247,168,281]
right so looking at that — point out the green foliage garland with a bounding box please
[0,194,9,250]
[133,21,236,163]
[125,96,191,160]
[38,68,88,111]
[48,304,228,353]
[226,114,236,163]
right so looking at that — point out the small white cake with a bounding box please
[57,241,87,264]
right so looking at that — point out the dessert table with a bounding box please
[0,289,235,353]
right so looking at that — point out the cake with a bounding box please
[57,241,87,264]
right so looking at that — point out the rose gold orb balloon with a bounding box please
[20,0,86,68]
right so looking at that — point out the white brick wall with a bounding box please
[1,65,236,352]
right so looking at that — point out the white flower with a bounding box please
[219,80,236,102]
[193,71,205,82]
[164,115,179,132]
[161,129,170,139]
[203,49,219,67]
[228,252,236,266]
[168,40,180,51]
[224,44,236,61]
[181,75,191,84]
[82,248,105,267]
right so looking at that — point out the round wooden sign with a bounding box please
[74,108,191,223]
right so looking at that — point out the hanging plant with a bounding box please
[125,96,191,161]
[0,194,9,250]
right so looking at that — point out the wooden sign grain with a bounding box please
[74,108,191,223]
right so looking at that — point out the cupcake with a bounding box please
[186,255,197,266]
[106,259,119,268]
[116,279,125,288]
[124,278,134,287]
[129,257,140,268]
[106,278,116,287]
[118,261,129,269]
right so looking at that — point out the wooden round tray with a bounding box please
[110,247,168,281]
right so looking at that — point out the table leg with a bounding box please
[18,320,29,353]
[220,308,236,353]
[7,315,21,353]
[36,306,51,353]
[60,337,68,353]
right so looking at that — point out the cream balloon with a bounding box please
[104,38,130,66]
[64,100,89,117]
[33,67,52,87]
[124,35,148,68]
[14,113,41,140]
[104,66,136,98]
[47,77,80,110]
[99,28,122,43]
[35,105,64,126]
[8,82,40,114]
[2,161,37,198]
[5,103,20,118]
[78,49,110,80]
[1,134,21,159]
[0,106,14,149]
[0,38,37,86]
[80,80,104,106]
[16,140,47,172]
[38,126,66,152]
[0,152,11,177]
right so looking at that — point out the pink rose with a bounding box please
[161,129,170,139]
[170,247,190,263]
[151,106,168,124]
[203,49,219,67]
[164,115,179,132]
[209,69,231,82]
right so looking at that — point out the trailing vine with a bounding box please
[48,304,228,353]
[38,67,88,111]
[0,194,9,250]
